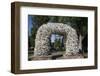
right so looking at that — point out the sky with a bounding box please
[51,34,63,43]
[28,15,33,36]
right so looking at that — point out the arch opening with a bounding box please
[49,33,66,54]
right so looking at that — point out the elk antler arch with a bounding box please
[34,23,79,56]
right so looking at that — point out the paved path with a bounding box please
[28,51,86,60]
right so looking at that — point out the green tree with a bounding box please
[29,15,88,50]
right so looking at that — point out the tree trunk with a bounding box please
[79,35,83,51]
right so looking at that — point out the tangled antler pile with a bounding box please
[34,23,79,56]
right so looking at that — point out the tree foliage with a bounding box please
[28,15,88,50]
